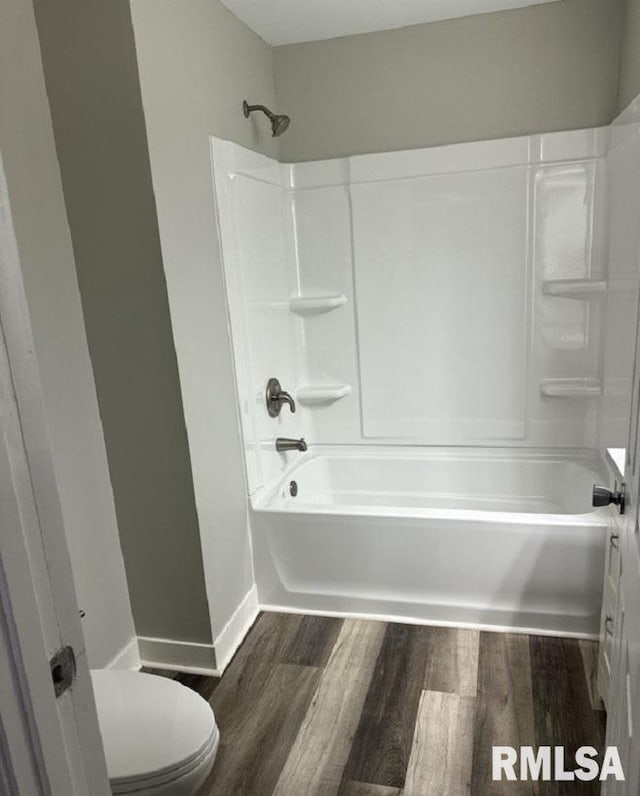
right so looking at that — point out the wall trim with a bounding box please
[105,636,141,670]
[214,585,259,673]
[138,636,218,676]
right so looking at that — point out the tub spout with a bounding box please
[276,437,308,452]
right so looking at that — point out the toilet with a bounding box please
[91,670,219,795]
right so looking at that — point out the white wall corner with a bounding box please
[609,91,640,152]
[138,636,218,676]
[105,636,141,671]
[213,585,259,674]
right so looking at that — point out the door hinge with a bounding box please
[50,645,76,698]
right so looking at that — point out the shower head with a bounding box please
[243,100,291,138]
[271,113,291,137]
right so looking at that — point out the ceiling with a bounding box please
[219,0,563,47]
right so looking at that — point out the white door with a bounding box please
[0,155,110,794]
[603,296,640,794]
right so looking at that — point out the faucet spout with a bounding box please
[275,437,307,453]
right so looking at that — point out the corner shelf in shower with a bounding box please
[296,384,352,406]
[289,294,347,316]
[539,378,603,398]
[541,279,608,299]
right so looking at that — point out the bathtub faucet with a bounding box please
[276,437,308,452]
[266,377,296,417]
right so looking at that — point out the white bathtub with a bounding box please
[250,447,608,637]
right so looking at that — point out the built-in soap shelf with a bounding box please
[541,279,607,299]
[539,378,603,398]
[296,384,352,406]
[289,294,347,316]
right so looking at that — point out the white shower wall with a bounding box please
[212,127,609,495]
[601,97,640,449]
[213,141,309,493]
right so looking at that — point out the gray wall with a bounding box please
[619,0,640,111]
[1,0,136,669]
[32,0,212,644]
[130,0,278,643]
[274,0,624,162]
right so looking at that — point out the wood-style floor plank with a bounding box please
[203,663,319,795]
[404,689,474,795]
[282,614,344,668]
[530,636,605,796]
[472,632,538,795]
[141,668,219,700]
[174,671,219,701]
[341,783,403,796]
[210,612,302,736]
[274,618,386,796]
[152,614,607,795]
[423,626,480,697]
[579,639,603,712]
[341,623,431,789]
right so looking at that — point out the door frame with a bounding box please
[0,150,109,794]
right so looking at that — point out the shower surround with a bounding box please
[211,127,611,636]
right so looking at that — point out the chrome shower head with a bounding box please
[271,113,290,137]
[243,100,291,137]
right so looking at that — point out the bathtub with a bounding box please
[249,447,608,637]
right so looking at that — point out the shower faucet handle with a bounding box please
[266,377,296,417]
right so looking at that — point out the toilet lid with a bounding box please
[91,670,217,787]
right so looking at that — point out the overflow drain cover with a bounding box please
[289,480,298,497]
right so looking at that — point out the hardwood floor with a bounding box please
[155,612,606,795]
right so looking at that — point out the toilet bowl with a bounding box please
[91,669,219,796]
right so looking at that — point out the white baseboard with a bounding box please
[135,587,259,677]
[106,636,141,670]
[214,585,259,673]
[138,636,218,676]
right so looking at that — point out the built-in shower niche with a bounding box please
[211,127,608,494]
[534,152,609,405]
[289,294,352,408]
